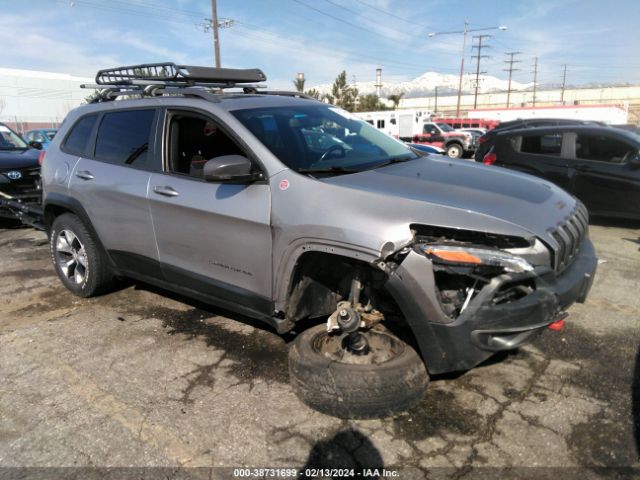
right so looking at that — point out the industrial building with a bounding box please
[0,67,92,133]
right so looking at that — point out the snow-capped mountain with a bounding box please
[311,71,533,98]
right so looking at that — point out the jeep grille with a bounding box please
[550,202,589,273]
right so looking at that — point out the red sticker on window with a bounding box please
[279,179,290,190]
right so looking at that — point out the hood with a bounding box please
[0,148,40,170]
[320,156,576,243]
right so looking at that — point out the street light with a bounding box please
[428,21,507,116]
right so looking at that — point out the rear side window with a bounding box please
[63,114,98,156]
[518,134,562,156]
[94,110,155,166]
[576,134,636,163]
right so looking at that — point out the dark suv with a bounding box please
[481,125,640,219]
[474,118,604,163]
[41,63,598,418]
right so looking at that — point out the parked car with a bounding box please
[406,143,445,155]
[474,118,604,163]
[480,125,640,220]
[0,122,43,218]
[411,122,476,158]
[42,62,597,418]
[458,127,487,136]
[23,128,58,150]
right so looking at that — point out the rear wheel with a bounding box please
[446,143,463,158]
[289,324,429,418]
[50,213,113,297]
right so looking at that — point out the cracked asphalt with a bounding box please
[0,219,638,479]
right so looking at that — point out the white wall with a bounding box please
[0,67,93,128]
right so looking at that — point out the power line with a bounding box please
[503,51,522,107]
[352,0,428,27]
[532,56,539,106]
[322,0,414,41]
[561,64,568,103]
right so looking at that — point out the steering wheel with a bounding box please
[318,144,346,162]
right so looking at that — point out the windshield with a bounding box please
[0,125,28,150]
[436,123,455,132]
[232,105,416,173]
[45,130,57,140]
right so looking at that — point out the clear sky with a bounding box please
[1,0,639,89]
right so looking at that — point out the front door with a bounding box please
[148,109,273,314]
[569,132,640,218]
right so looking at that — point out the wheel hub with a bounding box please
[55,229,87,285]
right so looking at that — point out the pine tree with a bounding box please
[293,76,306,93]
[330,71,358,112]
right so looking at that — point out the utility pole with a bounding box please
[503,51,521,108]
[375,68,382,97]
[532,56,538,107]
[211,0,220,67]
[471,34,492,109]
[428,22,507,117]
[560,64,567,104]
[434,86,438,114]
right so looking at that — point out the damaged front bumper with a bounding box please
[385,238,597,374]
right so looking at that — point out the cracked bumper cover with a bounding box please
[385,238,597,375]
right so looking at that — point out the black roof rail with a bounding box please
[94,62,266,86]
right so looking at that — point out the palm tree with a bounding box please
[387,92,404,109]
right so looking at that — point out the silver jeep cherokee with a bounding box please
[42,63,597,418]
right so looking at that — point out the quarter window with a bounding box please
[94,110,155,166]
[575,134,635,163]
[519,134,562,156]
[63,114,98,156]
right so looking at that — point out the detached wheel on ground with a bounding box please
[446,143,463,158]
[288,324,429,418]
[49,213,113,297]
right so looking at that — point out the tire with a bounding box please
[289,324,429,419]
[50,213,113,297]
[446,143,463,158]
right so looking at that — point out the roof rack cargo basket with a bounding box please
[95,62,267,86]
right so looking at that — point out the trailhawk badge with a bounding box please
[6,171,22,180]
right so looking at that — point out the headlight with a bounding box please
[419,244,534,273]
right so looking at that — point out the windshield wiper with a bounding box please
[368,156,417,170]
[296,166,359,175]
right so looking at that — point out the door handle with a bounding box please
[153,186,180,197]
[75,170,94,180]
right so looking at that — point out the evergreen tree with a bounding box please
[329,71,358,112]
[357,94,389,112]
[293,76,306,93]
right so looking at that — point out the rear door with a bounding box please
[496,132,572,190]
[148,108,273,314]
[67,108,162,277]
[568,132,640,218]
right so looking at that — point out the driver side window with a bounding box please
[166,111,246,179]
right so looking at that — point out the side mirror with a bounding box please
[203,155,261,183]
[29,141,43,150]
[628,151,640,167]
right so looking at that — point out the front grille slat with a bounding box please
[550,202,589,273]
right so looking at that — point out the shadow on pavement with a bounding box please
[301,428,384,477]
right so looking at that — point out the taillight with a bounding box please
[38,150,46,165]
[483,152,497,165]
[478,135,488,144]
